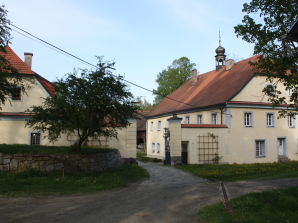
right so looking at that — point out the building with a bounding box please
[0,45,136,158]
[146,43,298,164]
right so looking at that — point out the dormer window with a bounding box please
[11,87,21,100]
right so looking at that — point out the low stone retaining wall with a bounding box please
[0,151,123,172]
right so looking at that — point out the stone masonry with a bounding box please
[0,151,123,173]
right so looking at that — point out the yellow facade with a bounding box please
[146,76,298,164]
[0,78,136,158]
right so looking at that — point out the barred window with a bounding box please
[31,133,41,145]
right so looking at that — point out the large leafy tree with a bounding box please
[26,59,139,151]
[234,0,298,116]
[0,5,24,109]
[154,57,196,104]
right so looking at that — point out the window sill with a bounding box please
[256,156,266,158]
[244,126,253,128]
[266,126,275,128]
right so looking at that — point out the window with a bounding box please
[244,112,252,127]
[156,143,160,153]
[157,121,161,131]
[11,87,21,100]
[266,113,274,127]
[288,115,295,128]
[30,133,41,145]
[255,140,265,158]
[211,113,217,124]
[150,121,154,131]
[197,115,203,124]
[266,84,276,96]
[288,88,294,96]
[152,143,155,153]
[185,116,190,124]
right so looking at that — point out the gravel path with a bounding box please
[0,162,298,223]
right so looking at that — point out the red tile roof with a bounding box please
[0,45,55,96]
[148,56,259,117]
[181,124,228,128]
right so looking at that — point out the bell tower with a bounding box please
[215,31,226,70]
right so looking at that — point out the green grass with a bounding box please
[0,164,149,197]
[200,187,298,223]
[0,144,117,155]
[137,151,162,163]
[176,162,298,181]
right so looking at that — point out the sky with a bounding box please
[2,0,254,103]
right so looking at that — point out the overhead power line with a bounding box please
[10,23,195,108]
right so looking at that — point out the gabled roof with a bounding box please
[148,56,258,117]
[0,45,55,96]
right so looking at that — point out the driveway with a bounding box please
[0,162,298,223]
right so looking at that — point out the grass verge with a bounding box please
[137,151,162,163]
[176,162,298,181]
[0,164,149,197]
[0,144,116,155]
[200,186,298,223]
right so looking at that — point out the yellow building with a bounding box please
[146,44,298,164]
[0,46,136,158]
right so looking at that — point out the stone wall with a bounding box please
[0,151,123,172]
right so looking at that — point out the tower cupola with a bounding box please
[215,31,226,70]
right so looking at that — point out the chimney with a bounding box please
[225,59,234,70]
[191,69,197,86]
[24,52,33,68]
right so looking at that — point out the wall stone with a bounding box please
[0,151,123,173]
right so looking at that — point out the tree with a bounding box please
[0,5,24,109]
[154,57,196,104]
[234,0,298,116]
[26,58,139,151]
[135,97,154,111]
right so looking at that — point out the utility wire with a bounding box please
[10,23,195,108]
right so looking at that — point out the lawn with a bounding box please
[0,164,149,197]
[0,144,116,154]
[137,151,162,163]
[200,186,298,223]
[176,162,298,181]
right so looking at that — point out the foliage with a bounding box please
[0,144,117,155]
[176,161,298,181]
[136,151,162,162]
[200,187,298,223]
[234,0,298,116]
[154,57,196,104]
[0,165,149,197]
[0,5,25,109]
[135,96,155,111]
[26,58,139,150]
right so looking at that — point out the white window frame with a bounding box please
[157,120,161,131]
[184,116,190,124]
[288,88,293,96]
[244,112,253,127]
[266,84,277,96]
[255,139,266,158]
[288,115,295,128]
[197,114,203,124]
[211,113,217,125]
[150,121,154,131]
[156,143,160,153]
[266,113,275,127]
[152,143,155,153]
